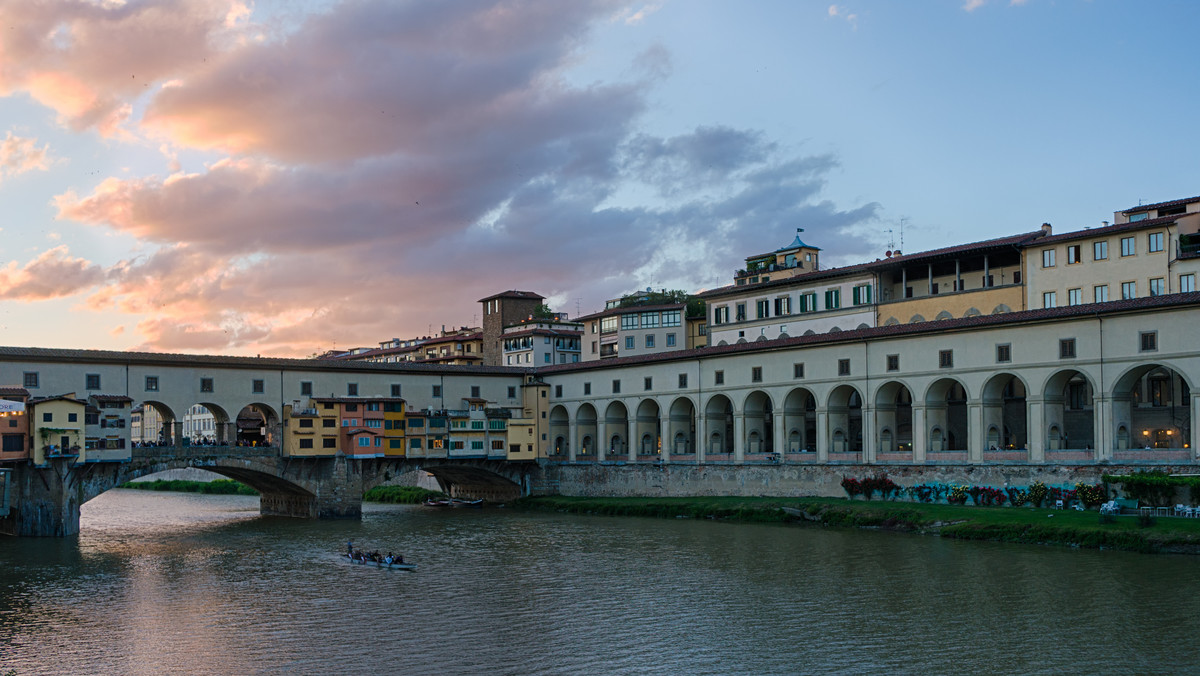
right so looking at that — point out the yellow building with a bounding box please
[283,399,339,457]
[30,394,87,465]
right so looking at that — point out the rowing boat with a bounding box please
[344,553,417,571]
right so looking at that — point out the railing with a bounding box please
[131,445,280,460]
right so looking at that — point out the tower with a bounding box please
[478,290,545,366]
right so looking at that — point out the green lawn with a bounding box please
[514,495,1200,554]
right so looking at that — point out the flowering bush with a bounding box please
[1075,483,1106,508]
[841,476,863,497]
[1027,481,1049,508]
[948,484,969,504]
[908,484,947,503]
[969,486,1007,506]
[843,474,901,500]
[1006,487,1029,507]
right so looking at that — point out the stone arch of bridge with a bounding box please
[416,461,525,502]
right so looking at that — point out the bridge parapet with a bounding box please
[131,445,281,461]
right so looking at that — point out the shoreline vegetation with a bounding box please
[510,495,1200,555]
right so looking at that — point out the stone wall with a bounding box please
[543,463,1185,499]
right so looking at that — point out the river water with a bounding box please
[1,490,1199,675]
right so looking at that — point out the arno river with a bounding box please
[2,490,1199,675]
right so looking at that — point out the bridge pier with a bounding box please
[1,460,84,537]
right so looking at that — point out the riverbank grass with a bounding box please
[513,496,1200,554]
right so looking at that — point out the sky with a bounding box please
[1,0,1197,357]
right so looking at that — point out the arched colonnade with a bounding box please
[545,362,1197,465]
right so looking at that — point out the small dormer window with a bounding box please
[805,253,812,262]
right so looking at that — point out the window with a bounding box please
[1148,232,1164,253]
[86,374,100,390]
[1094,285,1109,303]
[23,372,38,388]
[252,379,264,394]
[996,344,1011,363]
[612,379,621,394]
[799,293,817,312]
[391,384,401,397]
[410,439,422,450]
[715,371,724,385]
[713,306,730,324]
[1140,331,1158,352]
[1121,236,1135,257]
[1093,241,1108,260]
[774,297,791,316]
[347,383,358,396]
[621,314,639,330]
[544,353,551,363]
[323,418,336,428]
[852,285,872,305]
[824,289,840,310]
[432,385,442,398]
[68,413,77,422]
[469,385,480,398]
[644,377,652,391]
[645,334,655,349]
[200,378,214,393]
[793,363,805,379]
[583,382,591,395]
[678,374,688,388]
[1067,288,1082,306]
[662,311,681,327]
[1182,274,1195,293]
[591,341,597,354]
[751,367,762,383]
[145,376,159,391]
[1042,249,1056,267]
[930,282,939,295]
[666,333,676,347]
[640,312,659,328]
[1059,338,1076,359]
[1149,278,1164,296]
[939,350,953,368]
[1042,291,1056,309]
[625,336,635,350]
[735,303,746,321]
[756,299,769,319]
[1066,244,1081,264]
[298,418,314,428]
[42,412,52,422]
[886,354,899,372]
[299,438,314,449]
[301,381,313,396]
[837,359,850,376]
[601,317,618,333]
[1121,281,1136,300]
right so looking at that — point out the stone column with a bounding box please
[697,413,708,465]
[1092,394,1111,461]
[967,401,983,464]
[568,420,578,462]
[1192,392,1200,462]
[861,405,876,464]
[815,407,829,463]
[773,408,786,461]
[173,421,184,448]
[911,404,927,464]
[733,413,745,464]
[1026,395,1046,463]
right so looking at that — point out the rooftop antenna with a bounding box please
[899,217,907,252]
[885,228,896,251]
[574,298,581,317]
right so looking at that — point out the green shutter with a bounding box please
[852,286,861,305]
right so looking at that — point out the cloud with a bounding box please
[0,1,241,136]
[0,132,52,180]
[0,246,106,300]
[12,1,882,356]
[827,4,858,28]
[963,0,987,11]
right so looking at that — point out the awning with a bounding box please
[0,400,25,413]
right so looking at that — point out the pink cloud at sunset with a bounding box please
[3,0,883,356]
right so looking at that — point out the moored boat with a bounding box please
[344,552,416,571]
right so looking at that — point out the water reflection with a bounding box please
[0,489,1198,674]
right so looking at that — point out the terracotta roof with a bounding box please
[311,397,406,404]
[421,332,482,346]
[90,394,133,402]
[539,291,1200,374]
[501,327,582,339]
[0,387,29,397]
[28,394,87,405]
[1120,195,1200,215]
[1036,213,1187,245]
[477,289,544,303]
[700,230,1043,301]
[0,346,523,376]
[574,303,687,322]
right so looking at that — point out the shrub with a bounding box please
[1027,481,1049,508]
[948,484,969,505]
[1074,482,1106,508]
[841,476,863,498]
[1006,487,1029,507]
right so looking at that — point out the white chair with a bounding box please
[1176,504,1188,517]
[1054,499,1064,510]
